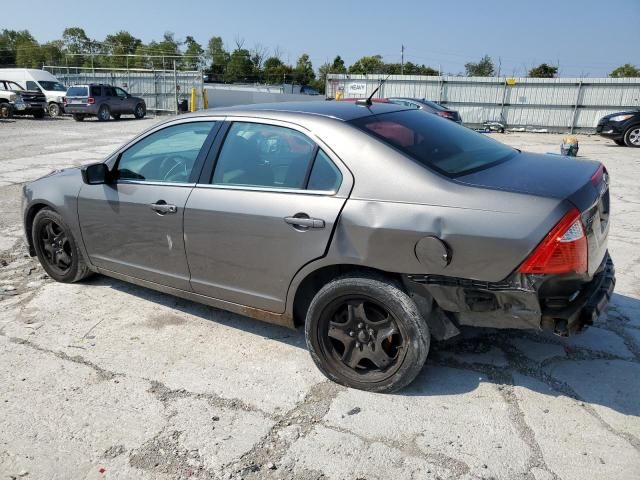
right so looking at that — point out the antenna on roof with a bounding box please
[356,74,391,106]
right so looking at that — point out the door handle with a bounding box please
[150,202,177,215]
[284,215,325,229]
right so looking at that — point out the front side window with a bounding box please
[117,122,215,183]
[115,87,128,98]
[39,81,67,92]
[350,110,516,177]
[212,122,316,189]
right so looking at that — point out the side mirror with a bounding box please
[81,163,111,185]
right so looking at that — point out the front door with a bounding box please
[184,120,351,312]
[78,120,218,290]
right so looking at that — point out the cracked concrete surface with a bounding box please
[1,117,639,479]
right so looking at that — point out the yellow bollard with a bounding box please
[190,87,196,112]
[202,88,208,109]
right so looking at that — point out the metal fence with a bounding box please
[327,74,640,133]
[44,66,205,113]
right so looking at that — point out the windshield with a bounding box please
[39,81,66,92]
[350,109,516,177]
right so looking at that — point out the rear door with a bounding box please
[184,119,352,312]
[103,86,119,113]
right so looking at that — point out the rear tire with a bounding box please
[72,114,85,122]
[112,113,121,120]
[48,103,61,117]
[97,104,111,122]
[305,274,430,393]
[134,103,146,119]
[624,126,640,147]
[32,208,92,283]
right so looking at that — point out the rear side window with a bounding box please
[104,86,116,97]
[90,86,101,96]
[308,150,342,191]
[67,86,88,97]
[212,122,316,189]
[350,109,516,177]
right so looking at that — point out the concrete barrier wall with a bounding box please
[204,87,322,108]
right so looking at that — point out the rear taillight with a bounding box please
[437,111,454,118]
[591,164,604,187]
[87,97,95,105]
[518,208,587,275]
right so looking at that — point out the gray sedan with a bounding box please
[22,101,614,392]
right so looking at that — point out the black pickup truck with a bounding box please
[0,79,46,118]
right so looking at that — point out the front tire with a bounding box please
[97,104,111,122]
[32,209,92,283]
[0,103,12,119]
[134,103,146,119]
[624,126,640,147]
[48,103,61,117]
[305,274,430,393]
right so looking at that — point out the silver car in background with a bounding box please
[22,101,614,392]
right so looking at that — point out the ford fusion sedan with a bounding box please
[22,101,614,392]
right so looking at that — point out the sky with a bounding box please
[5,0,640,77]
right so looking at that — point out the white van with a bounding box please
[0,69,67,117]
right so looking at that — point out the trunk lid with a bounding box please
[456,152,609,277]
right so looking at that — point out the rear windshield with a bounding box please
[67,86,88,97]
[350,109,516,177]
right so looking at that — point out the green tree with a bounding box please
[464,54,495,76]
[330,55,347,74]
[62,27,91,67]
[0,29,36,65]
[183,36,204,70]
[104,31,142,68]
[528,63,558,78]
[206,36,229,79]
[225,48,253,82]
[263,56,292,84]
[609,64,640,78]
[348,55,385,74]
[293,53,315,85]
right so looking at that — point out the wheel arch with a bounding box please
[291,263,403,327]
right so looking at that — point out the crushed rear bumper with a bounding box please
[404,252,615,339]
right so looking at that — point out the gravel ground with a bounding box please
[1,116,639,480]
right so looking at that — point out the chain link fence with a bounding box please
[44,66,205,114]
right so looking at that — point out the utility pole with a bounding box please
[401,44,405,75]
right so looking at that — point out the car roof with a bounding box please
[192,101,409,122]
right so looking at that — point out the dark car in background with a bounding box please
[596,110,640,147]
[389,97,463,124]
[64,84,146,122]
[0,80,46,118]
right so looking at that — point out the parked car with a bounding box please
[64,84,146,121]
[0,80,46,118]
[389,97,463,124]
[596,110,640,147]
[0,69,68,117]
[22,101,614,393]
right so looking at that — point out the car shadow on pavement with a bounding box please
[88,275,307,350]
[90,275,639,416]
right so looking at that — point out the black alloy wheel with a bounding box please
[306,275,430,393]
